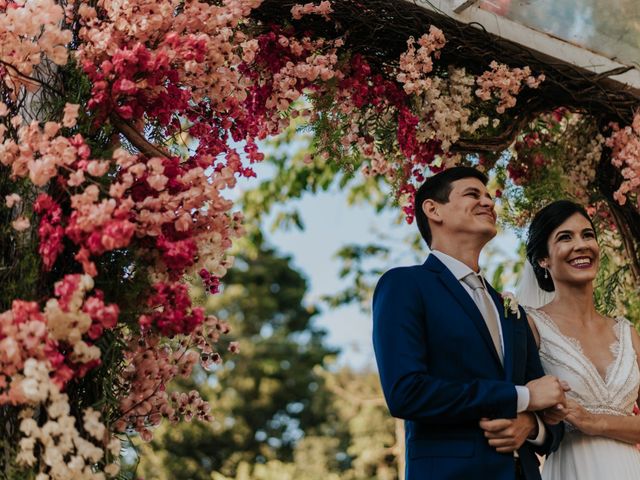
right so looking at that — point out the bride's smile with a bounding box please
[540,213,600,286]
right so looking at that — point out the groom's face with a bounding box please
[430,177,497,241]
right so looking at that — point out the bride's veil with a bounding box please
[515,261,555,308]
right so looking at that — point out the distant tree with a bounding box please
[204,367,400,480]
[135,244,339,479]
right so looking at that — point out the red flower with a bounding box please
[34,194,65,271]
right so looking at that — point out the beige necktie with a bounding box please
[462,273,503,364]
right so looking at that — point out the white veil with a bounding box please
[515,261,555,309]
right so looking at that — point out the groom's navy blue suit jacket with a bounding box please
[373,255,563,480]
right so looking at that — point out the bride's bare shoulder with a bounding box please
[523,307,541,348]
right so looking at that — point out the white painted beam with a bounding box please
[451,0,480,13]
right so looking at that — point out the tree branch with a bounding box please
[110,113,170,159]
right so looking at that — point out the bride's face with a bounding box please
[541,212,599,288]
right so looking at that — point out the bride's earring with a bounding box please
[540,262,549,278]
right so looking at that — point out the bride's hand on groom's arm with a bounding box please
[564,399,599,435]
[564,399,640,444]
[479,413,538,453]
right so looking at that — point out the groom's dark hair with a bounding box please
[415,166,488,246]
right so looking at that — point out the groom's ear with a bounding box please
[422,199,443,224]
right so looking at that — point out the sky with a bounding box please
[234,164,523,372]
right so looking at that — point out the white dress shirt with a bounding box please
[430,250,546,445]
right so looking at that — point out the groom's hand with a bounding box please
[526,375,571,411]
[479,413,537,453]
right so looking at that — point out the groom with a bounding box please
[372,167,567,480]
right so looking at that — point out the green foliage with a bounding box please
[135,245,339,479]
[240,123,410,311]
[321,243,391,310]
[0,167,41,311]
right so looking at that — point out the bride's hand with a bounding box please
[541,404,568,425]
[565,399,600,436]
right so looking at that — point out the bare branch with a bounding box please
[110,113,170,159]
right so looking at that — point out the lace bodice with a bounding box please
[526,308,640,417]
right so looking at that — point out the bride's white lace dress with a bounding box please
[527,308,640,480]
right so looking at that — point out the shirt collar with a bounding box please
[430,250,481,282]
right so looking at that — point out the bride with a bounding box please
[517,200,640,479]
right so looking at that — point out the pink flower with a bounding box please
[34,194,65,271]
[291,1,333,20]
[139,282,205,336]
[475,61,544,113]
[100,219,135,251]
[62,103,80,128]
[11,216,30,232]
[5,193,21,208]
[157,236,197,272]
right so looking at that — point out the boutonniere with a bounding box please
[501,292,521,319]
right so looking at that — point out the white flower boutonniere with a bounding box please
[502,292,521,319]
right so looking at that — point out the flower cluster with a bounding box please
[0,117,93,187]
[476,61,545,113]
[0,0,71,96]
[397,26,446,96]
[139,283,204,336]
[291,1,333,20]
[15,360,121,480]
[501,292,521,319]
[606,111,640,206]
[115,314,232,438]
[0,272,121,476]
[414,67,490,153]
[34,194,65,270]
[0,274,118,406]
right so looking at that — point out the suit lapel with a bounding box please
[424,256,503,370]
[486,284,514,381]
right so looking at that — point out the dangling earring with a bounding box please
[544,268,548,279]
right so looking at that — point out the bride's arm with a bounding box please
[526,314,541,349]
[565,327,640,444]
[566,400,640,444]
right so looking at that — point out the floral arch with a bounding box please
[0,0,639,477]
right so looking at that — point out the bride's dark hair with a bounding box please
[526,200,597,292]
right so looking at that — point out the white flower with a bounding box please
[19,418,38,435]
[47,398,70,419]
[75,436,103,463]
[104,463,120,477]
[502,292,521,319]
[106,437,122,456]
[42,445,64,467]
[20,378,44,402]
[83,407,106,440]
[16,438,37,466]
